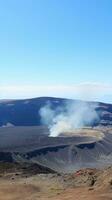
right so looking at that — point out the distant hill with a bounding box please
[0,97,112,127]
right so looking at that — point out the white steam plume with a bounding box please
[39,101,99,137]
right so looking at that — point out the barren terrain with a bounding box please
[0,163,112,200]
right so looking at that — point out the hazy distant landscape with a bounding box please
[0,97,112,127]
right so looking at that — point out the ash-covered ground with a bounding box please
[0,161,112,200]
[0,126,112,173]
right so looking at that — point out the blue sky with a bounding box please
[0,0,112,102]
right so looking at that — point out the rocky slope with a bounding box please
[0,163,112,200]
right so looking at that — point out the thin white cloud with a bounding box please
[0,83,112,102]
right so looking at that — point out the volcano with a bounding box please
[0,97,112,173]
